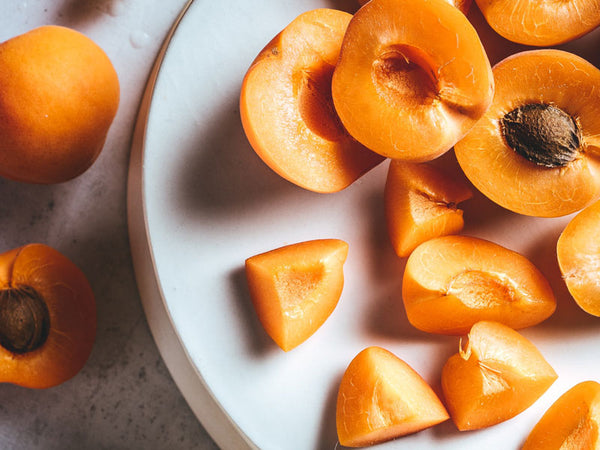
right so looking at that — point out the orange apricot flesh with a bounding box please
[336,346,449,447]
[0,244,96,389]
[523,381,600,450]
[455,49,600,218]
[240,9,384,193]
[358,0,472,14]
[332,0,494,161]
[441,321,558,431]
[245,239,348,351]
[384,160,473,258]
[557,198,600,316]
[402,235,556,335]
[475,0,600,46]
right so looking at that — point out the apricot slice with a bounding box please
[402,235,556,335]
[441,321,558,431]
[476,0,600,46]
[245,239,348,351]
[384,160,473,258]
[336,346,449,447]
[455,49,600,217]
[0,244,96,389]
[523,381,600,450]
[0,25,120,184]
[240,9,384,193]
[557,198,600,316]
[331,0,494,161]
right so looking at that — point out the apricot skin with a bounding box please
[0,244,96,389]
[402,235,556,335]
[0,26,120,184]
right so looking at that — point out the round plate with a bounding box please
[128,1,600,449]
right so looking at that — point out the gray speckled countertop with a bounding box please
[0,1,219,448]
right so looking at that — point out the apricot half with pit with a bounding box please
[557,198,600,316]
[455,49,600,217]
[0,26,120,184]
[0,244,96,389]
[336,346,449,447]
[402,235,556,335]
[332,0,494,161]
[240,9,384,193]
[441,321,558,431]
[245,239,348,351]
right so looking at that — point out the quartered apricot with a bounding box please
[0,244,96,389]
[336,346,449,447]
[245,239,348,351]
[523,381,600,450]
[384,160,472,258]
[557,198,600,316]
[332,0,494,161]
[240,9,384,193]
[476,0,600,46]
[402,235,556,335]
[441,321,558,431]
[455,49,600,217]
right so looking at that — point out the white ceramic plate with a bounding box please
[128,1,600,449]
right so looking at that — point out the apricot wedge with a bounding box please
[384,160,472,258]
[245,239,348,351]
[402,235,556,335]
[332,0,494,161]
[455,50,600,217]
[557,198,600,316]
[336,346,449,447]
[441,321,558,431]
[240,9,384,193]
[523,381,600,450]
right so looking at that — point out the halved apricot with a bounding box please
[245,239,348,351]
[240,9,384,193]
[384,160,473,258]
[441,321,558,431]
[402,235,556,335]
[523,381,600,449]
[557,198,600,316]
[0,244,96,389]
[455,49,600,217]
[336,346,449,447]
[476,0,600,46]
[332,0,494,161]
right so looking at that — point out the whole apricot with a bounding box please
[0,25,120,184]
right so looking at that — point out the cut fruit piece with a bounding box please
[441,321,558,431]
[455,49,600,217]
[245,239,348,351]
[384,160,473,258]
[475,0,600,46]
[336,346,449,447]
[523,381,600,450]
[357,0,472,13]
[557,198,600,316]
[332,0,494,161]
[240,8,384,193]
[402,235,556,335]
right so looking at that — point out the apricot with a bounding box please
[240,9,384,194]
[523,381,600,449]
[402,235,556,335]
[441,321,558,431]
[384,160,472,258]
[331,0,494,161]
[245,239,348,351]
[0,244,96,389]
[0,25,120,184]
[357,0,472,14]
[455,49,600,217]
[336,346,449,447]
[557,198,600,316]
[475,0,600,46]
